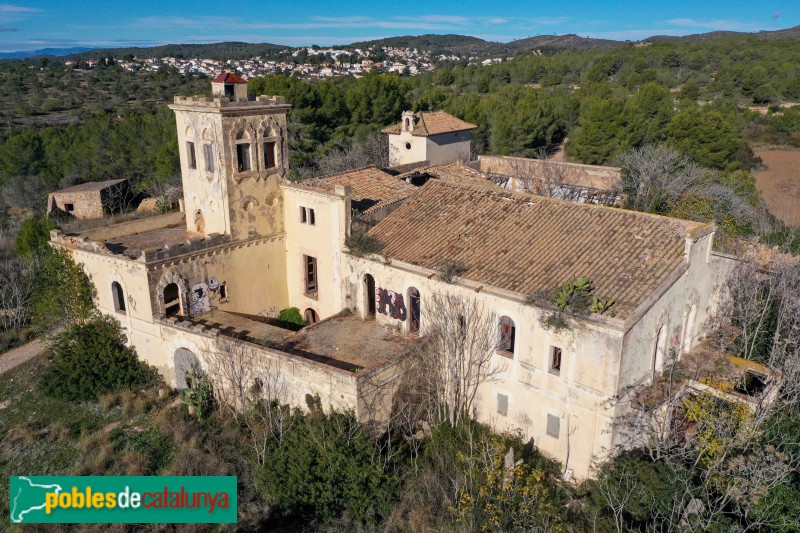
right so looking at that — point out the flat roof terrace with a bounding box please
[168,310,415,373]
[50,211,232,262]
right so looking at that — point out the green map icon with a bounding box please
[10,476,63,523]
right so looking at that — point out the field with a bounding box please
[754,150,800,227]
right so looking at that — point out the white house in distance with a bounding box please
[383,110,476,166]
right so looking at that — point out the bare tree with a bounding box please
[603,251,800,531]
[616,144,709,213]
[412,291,506,427]
[294,130,390,180]
[0,254,38,331]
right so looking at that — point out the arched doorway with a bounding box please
[652,325,667,376]
[111,281,126,313]
[408,287,421,334]
[364,274,376,318]
[304,308,319,324]
[174,348,200,389]
[164,282,181,317]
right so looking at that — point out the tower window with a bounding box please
[264,141,277,169]
[236,143,251,172]
[300,207,315,225]
[203,144,214,173]
[187,141,197,170]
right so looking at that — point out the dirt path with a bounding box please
[754,150,800,227]
[0,338,47,376]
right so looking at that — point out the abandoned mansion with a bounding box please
[50,74,739,479]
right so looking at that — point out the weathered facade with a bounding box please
[52,76,738,479]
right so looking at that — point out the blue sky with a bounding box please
[4,0,799,52]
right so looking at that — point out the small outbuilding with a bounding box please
[47,179,130,219]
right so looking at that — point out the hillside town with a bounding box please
[64,45,509,79]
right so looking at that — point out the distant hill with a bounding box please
[6,24,800,63]
[507,34,620,52]
[64,41,291,61]
[646,24,800,43]
[0,47,96,59]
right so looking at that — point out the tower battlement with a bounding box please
[171,94,289,109]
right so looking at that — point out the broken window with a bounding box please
[498,316,516,356]
[224,84,234,98]
[408,287,420,334]
[264,141,277,169]
[550,346,562,375]
[304,255,318,294]
[111,281,126,314]
[64,203,74,212]
[163,282,180,316]
[203,144,214,173]
[236,143,251,172]
[304,308,319,324]
[219,283,227,300]
[546,414,560,438]
[187,141,197,170]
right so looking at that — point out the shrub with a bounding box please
[276,307,308,330]
[436,260,468,284]
[30,247,96,332]
[15,216,55,257]
[345,231,383,257]
[40,315,157,402]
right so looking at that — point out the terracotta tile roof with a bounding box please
[301,166,417,215]
[382,111,477,137]
[212,72,248,84]
[368,180,709,319]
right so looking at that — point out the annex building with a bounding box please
[51,75,737,479]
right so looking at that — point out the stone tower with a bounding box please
[169,72,291,240]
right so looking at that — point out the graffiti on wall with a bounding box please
[190,282,210,316]
[377,287,407,321]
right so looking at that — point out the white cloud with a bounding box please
[0,4,41,13]
[664,18,757,31]
[130,15,461,31]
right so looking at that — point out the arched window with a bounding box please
[364,274,376,318]
[235,130,251,172]
[163,282,181,317]
[259,125,280,171]
[304,308,319,324]
[111,281,126,314]
[652,325,667,376]
[408,287,420,334]
[498,316,516,356]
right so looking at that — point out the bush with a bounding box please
[345,231,383,257]
[40,315,157,402]
[30,247,96,332]
[276,307,308,330]
[14,216,55,257]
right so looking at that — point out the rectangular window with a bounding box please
[498,317,515,355]
[304,255,318,294]
[187,141,197,170]
[550,346,562,375]
[300,207,316,225]
[203,144,214,173]
[546,414,560,438]
[219,283,227,300]
[236,143,251,172]
[497,393,508,417]
[264,141,277,169]
[64,203,74,212]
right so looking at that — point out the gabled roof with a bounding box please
[300,166,417,215]
[212,72,248,84]
[367,180,710,319]
[382,111,477,137]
